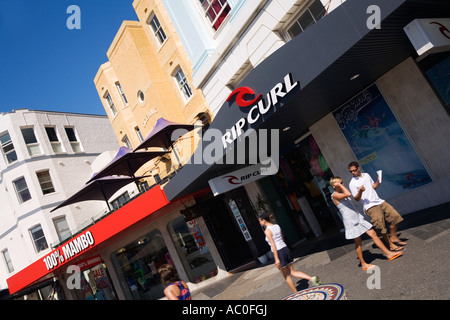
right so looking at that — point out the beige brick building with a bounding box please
[94,0,212,182]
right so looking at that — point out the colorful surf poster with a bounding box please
[333,84,432,200]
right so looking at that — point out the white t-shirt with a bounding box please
[265,224,287,251]
[349,172,384,211]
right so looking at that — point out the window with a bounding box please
[13,176,31,204]
[111,230,170,300]
[110,191,131,211]
[0,132,17,164]
[21,127,42,156]
[45,127,64,153]
[148,14,167,44]
[419,51,450,115]
[29,224,48,253]
[168,216,217,283]
[135,126,144,142]
[105,92,117,117]
[65,127,82,152]
[173,67,193,100]
[53,216,71,243]
[287,0,326,38]
[137,90,145,104]
[122,135,132,149]
[199,0,231,31]
[115,82,128,105]
[2,249,14,273]
[36,170,55,195]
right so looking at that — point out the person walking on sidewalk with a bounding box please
[348,161,407,251]
[259,212,321,293]
[330,177,402,270]
[158,264,192,300]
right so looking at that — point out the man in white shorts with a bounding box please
[348,161,406,251]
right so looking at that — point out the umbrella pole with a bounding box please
[165,132,182,172]
[99,182,113,212]
[126,160,141,193]
[172,146,182,172]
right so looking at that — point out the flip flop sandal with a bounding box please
[362,264,376,271]
[388,252,403,261]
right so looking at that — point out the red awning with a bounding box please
[7,185,170,294]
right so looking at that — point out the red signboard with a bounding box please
[7,186,169,294]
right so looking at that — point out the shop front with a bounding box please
[108,214,218,300]
[7,0,450,299]
[6,186,222,300]
[180,182,270,272]
[257,134,344,246]
[163,0,450,259]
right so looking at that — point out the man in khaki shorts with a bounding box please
[348,161,406,251]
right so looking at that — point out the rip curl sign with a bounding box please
[222,73,299,149]
[226,87,262,108]
[208,162,277,195]
[403,18,450,58]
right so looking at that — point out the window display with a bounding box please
[111,230,171,300]
[333,83,432,198]
[168,216,217,283]
[71,259,117,300]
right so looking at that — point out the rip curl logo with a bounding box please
[226,87,262,108]
[429,21,450,39]
[223,175,241,185]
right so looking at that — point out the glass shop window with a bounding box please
[418,51,450,115]
[111,230,171,300]
[71,261,117,300]
[168,216,217,283]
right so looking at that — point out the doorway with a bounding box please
[273,134,343,240]
[202,196,254,271]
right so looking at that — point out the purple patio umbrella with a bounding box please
[50,175,150,213]
[86,146,168,184]
[133,117,196,169]
[134,117,195,151]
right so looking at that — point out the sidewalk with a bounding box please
[191,202,450,300]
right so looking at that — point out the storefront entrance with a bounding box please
[202,196,254,271]
[259,134,343,245]
[201,187,269,271]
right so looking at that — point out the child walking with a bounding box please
[259,212,321,293]
[330,177,402,270]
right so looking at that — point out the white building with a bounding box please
[158,0,341,115]
[0,109,119,296]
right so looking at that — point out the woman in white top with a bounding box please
[330,177,402,271]
[259,212,320,293]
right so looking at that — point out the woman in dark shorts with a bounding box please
[259,212,321,293]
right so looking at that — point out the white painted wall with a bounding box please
[0,109,119,290]
[162,0,344,116]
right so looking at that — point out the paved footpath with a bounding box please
[192,203,450,300]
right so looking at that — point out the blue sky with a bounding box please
[0,0,138,115]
